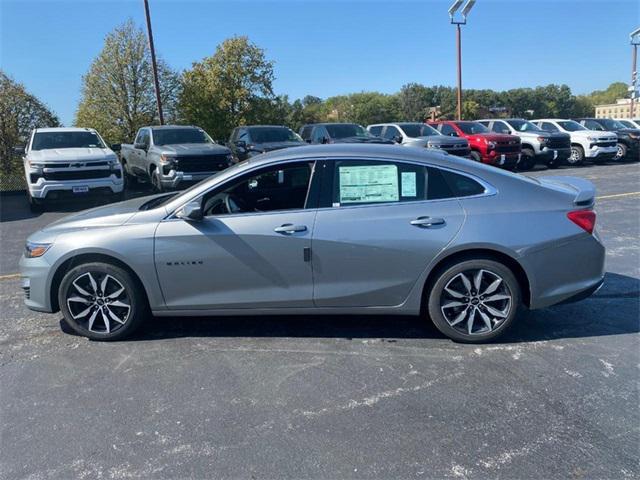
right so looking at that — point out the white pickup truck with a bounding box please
[20,127,124,211]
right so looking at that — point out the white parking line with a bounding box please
[0,273,21,281]
[597,192,640,200]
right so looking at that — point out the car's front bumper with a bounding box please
[27,175,124,199]
[19,254,56,313]
[585,145,617,160]
[485,151,520,167]
[538,147,571,163]
[159,170,219,188]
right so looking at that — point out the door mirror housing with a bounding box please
[176,200,203,221]
[235,140,247,149]
[13,145,26,155]
[448,132,458,137]
[110,143,121,152]
[134,142,147,151]
[393,135,403,144]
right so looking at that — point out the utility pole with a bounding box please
[448,0,476,121]
[143,0,164,125]
[630,28,640,119]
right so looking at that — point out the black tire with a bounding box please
[150,168,164,193]
[568,145,585,166]
[470,151,482,163]
[518,148,536,171]
[28,192,43,212]
[58,262,148,341]
[426,258,521,343]
[615,143,628,162]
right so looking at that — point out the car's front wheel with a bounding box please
[568,145,585,166]
[59,262,147,341]
[426,258,521,343]
[615,143,627,161]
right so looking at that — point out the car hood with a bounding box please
[419,135,468,145]
[615,128,640,136]
[27,148,117,163]
[251,141,307,152]
[159,143,231,155]
[332,136,394,144]
[40,195,163,234]
[465,133,518,143]
[571,130,617,140]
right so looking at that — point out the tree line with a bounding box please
[0,18,629,158]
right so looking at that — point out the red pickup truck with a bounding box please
[427,121,521,168]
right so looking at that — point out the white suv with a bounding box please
[532,119,617,165]
[21,128,123,211]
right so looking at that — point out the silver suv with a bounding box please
[367,123,470,157]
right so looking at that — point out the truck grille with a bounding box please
[595,141,616,148]
[494,141,520,154]
[548,138,570,149]
[43,170,112,181]
[175,155,230,173]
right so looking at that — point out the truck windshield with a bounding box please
[456,122,489,134]
[399,124,440,137]
[247,127,303,143]
[153,128,213,146]
[596,119,626,130]
[31,131,105,150]
[325,124,371,139]
[506,120,541,132]
[557,121,587,132]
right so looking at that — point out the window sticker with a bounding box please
[339,165,399,204]
[401,171,417,197]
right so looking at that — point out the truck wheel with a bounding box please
[518,148,536,171]
[58,262,148,341]
[568,145,585,166]
[151,169,164,193]
[27,192,43,213]
[615,143,627,161]
[470,151,482,163]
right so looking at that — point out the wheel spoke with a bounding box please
[473,269,483,292]
[484,304,509,318]
[110,300,130,309]
[68,296,91,305]
[87,309,98,331]
[482,278,502,296]
[444,286,466,299]
[459,273,472,294]
[106,287,125,299]
[101,309,111,334]
[72,305,92,320]
[87,273,98,293]
[478,308,493,332]
[100,274,110,295]
[73,280,91,297]
[106,307,125,325]
[467,307,476,334]
[484,294,510,302]
[442,300,466,309]
[449,307,469,327]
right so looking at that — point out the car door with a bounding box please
[154,160,319,310]
[311,159,466,307]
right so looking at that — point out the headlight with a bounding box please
[586,136,596,141]
[25,241,52,258]
[426,142,441,148]
[160,154,177,164]
[225,153,234,163]
[487,141,496,149]
[27,160,45,170]
[628,132,640,139]
[537,136,549,144]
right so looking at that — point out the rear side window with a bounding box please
[369,126,383,136]
[440,124,458,137]
[440,170,486,197]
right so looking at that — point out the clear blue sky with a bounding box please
[1,0,638,126]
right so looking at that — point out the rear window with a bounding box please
[31,131,105,150]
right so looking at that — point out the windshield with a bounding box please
[456,122,489,135]
[506,120,542,132]
[618,120,635,128]
[557,120,587,132]
[248,127,303,143]
[153,128,213,146]
[597,119,626,130]
[325,124,370,139]
[399,124,440,137]
[31,131,105,150]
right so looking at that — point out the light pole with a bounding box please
[143,0,164,125]
[630,27,640,119]
[449,0,476,120]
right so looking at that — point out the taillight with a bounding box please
[567,210,596,234]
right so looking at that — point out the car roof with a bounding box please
[303,122,360,127]
[243,125,290,129]
[34,127,96,133]
[149,125,201,130]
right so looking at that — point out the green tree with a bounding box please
[0,71,60,172]
[75,19,181,144]
[398,83,433,121]
[180,36,275,139]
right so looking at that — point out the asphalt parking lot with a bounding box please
[1,162,638,479]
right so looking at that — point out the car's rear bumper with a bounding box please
[523,232,606,310]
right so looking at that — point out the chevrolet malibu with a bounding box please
[20,144,605,343]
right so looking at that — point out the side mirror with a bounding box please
[111,143,121,152]
[176,200,203,221]
[13,145,25,155]
[321,137,330,144]
[393,135,403,144]
[449,132,458,137]
[235,140,247,149]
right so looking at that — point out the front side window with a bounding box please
[368,126,383,136]
[201,161,314,216]
[153,128,213,146]
[312,126,328,143]
[491,121,511,134]
[246,127,303,144]
[507,120,541,132]
[456,122,490,135]
[557,120,587,132]
[539,122,559,132]
[440,124,458,136]
[383,126,401,140]
[31,131,105,150]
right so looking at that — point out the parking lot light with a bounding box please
[630,27,640,118]
[449,0,477,120]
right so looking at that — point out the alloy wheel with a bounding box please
[66,272,131,334]
[569,147,580,164]
[439,269,512,335]
[615,145,624,160]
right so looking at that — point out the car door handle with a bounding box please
[274,224,307,234]
[410,216,446,228]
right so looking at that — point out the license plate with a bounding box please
[499,154,506,165]
[72,186,89,194]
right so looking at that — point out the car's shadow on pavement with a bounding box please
[61,271,638,344]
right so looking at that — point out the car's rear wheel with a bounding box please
[568,145,584,166]
[59,262,147,341]
[426,258,521,343]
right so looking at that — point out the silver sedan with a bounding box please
[20,144,605,343]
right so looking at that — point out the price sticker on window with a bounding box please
[338,165,399,204]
